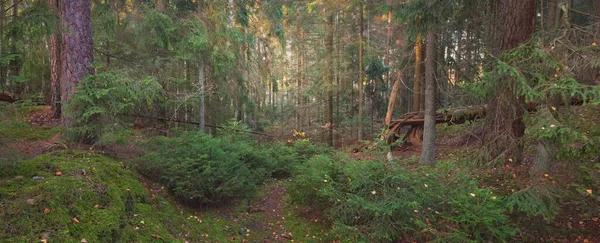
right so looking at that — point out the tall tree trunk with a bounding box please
[358,1,365,140]
[483,0,535,164]
[413,32,422,112]
[296,25,303,131]
[59,0,94,127]
[8,0,20,90]
[0,1,4,90]
[327,12,334,146]
[48,0,62,119]
[384,0,393,90]
[198,0,206,132]
[420,29,437,165]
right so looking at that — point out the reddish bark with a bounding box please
[58,0,94,126]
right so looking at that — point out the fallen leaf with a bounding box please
[27,199,35,205]
[586,189,593,195]
[44,208,51,214]
[73,217,80,223]
[55,171,63,176]
[94,204,99,208]
[81,239,88,243]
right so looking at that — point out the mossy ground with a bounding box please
[0,151,234,242]
[0,151,330,242]
[0,104,330,242]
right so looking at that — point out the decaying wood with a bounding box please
[0,91,17,103]
[386,106,487,145]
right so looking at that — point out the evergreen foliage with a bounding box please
[289,156,517,242]
[67,71,162,144]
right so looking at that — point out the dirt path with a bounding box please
[240,181,294,242]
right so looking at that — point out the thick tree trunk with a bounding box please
[327,13,334,146]
[358,1,365,140]
[59,0,94,127]
[420,30,437,165]
[483,0,535,164]
[413,32,422,112]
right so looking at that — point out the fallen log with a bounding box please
[386,106,487,145]
[0,91,17,103]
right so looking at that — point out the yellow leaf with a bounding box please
[586,189,593,195]
[73,217,80,223]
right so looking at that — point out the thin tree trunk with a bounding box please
[0,1,4,90]
[384,0,393,90]
[327,12,334,146]
[199,58,206,132]
[48,0,61,119]
[420,29,437,165]
[296,25,303,131]
[8,0,19,87]
[358,1,365,140]
[385,72,402,126]
[413,32,422,112]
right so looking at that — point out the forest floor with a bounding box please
[1,104,600,242]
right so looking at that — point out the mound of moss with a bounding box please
[0,151,228,242]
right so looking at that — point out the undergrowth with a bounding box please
[135,127,332,206]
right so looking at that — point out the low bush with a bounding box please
[136,130,309,205]
[289,156,517,242]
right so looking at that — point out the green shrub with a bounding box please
[136,132,260,205]
[289,158,517,242]
[67,71,162,144]
[136,131,310,205]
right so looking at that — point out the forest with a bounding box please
[1,0,600,242]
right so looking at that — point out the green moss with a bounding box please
[0,151,234,242]
[0,124,60,141]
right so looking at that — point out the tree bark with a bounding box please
[59,0,95,127]
[48,0,62,119]
[420,29,437,165]
[358,1,365,140]
[483,0,535,164]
